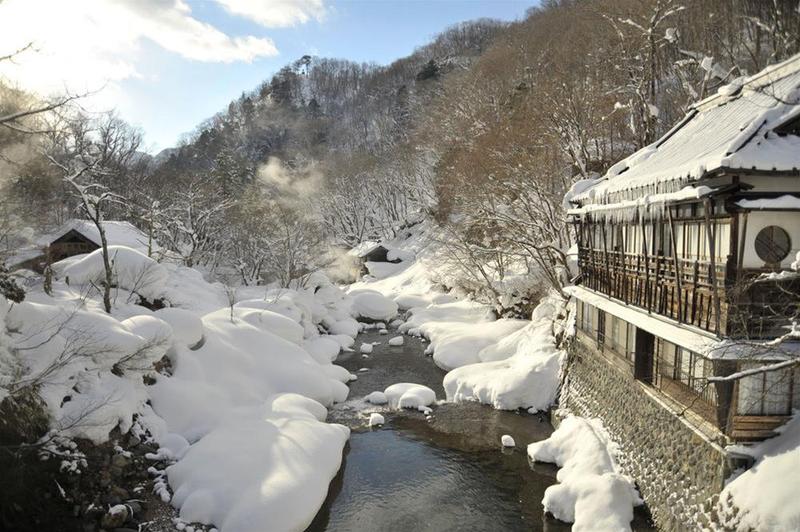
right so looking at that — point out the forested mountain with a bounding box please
[2,0,799,296]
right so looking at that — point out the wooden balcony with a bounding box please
[578,248,728,334]
[578,248,800,338]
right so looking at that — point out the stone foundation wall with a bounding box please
[559,339,730,531]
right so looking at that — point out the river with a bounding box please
[307,328,655,531]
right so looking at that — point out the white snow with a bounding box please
[383,383,436,410]
[528,416,641,531]
[167,394,349,532]
[443,302,563,411]
[388,336,404,346]
[501,434,515,448]
[368,413,385,427]
[2,261,361,532]
[736,194,800,210]
[154,308,203,348]
[395,299,528,370]
[717,414,800,531]
[55,245,168,301]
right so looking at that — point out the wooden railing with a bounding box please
[579,248,728,334]
[579,248,800,338]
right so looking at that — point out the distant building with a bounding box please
[561,53,800,528]
[6,219,156,272]
[349,242,400,274]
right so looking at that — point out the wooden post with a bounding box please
[704,198,722,335]
[601,220,612,297]
[667,206,683,322]
[641,213,651,312]
[737,212,748,282]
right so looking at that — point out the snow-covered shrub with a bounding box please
[0,263,25,303]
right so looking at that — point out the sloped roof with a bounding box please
[40,219,156,254]
[574,53,800,205]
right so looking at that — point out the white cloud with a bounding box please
[0,0,278,98]
[216,0,327,28]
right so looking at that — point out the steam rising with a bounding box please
[256,156,324,201]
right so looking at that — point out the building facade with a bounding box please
[561,53,800,528]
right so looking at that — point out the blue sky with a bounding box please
[128,1,534,151]
[0,0,534,152]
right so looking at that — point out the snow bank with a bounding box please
[350,290,398,321]
[402,304,527,370]
[4,264,359,532]
[384,383,436,410]
[161,263,227,313]
[5,299,171,443]
[150,306,348,441]
[443,300,564,411]
[528,416,640,531]
[717,414,800,531]
[167,394,349,532]
[154,308,203,348]
[55,245,168,301]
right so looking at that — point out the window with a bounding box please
[578,301,593,334]
[656,341,717,405]
[754,225,791,264]
[597,310,606,346]
[737,364,796,416]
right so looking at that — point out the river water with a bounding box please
[307,329,654,532]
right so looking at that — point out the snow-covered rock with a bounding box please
[368,413,385,427]
[359,342,374,354]
[365,391,388,405]
[350,290,398,321]
[501,435,515,448]
[388,336,404,346]
[528,416,641,531]
[384,383,436,410]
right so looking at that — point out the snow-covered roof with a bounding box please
[574,53,800,205]
[736,194,800,210]
[40,219,156,254]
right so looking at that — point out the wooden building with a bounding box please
[6,220,155,273]
[566,54,800,442]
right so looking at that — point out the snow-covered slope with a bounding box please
[1,248,368,532]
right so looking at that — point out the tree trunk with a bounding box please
[97,219,113,314]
